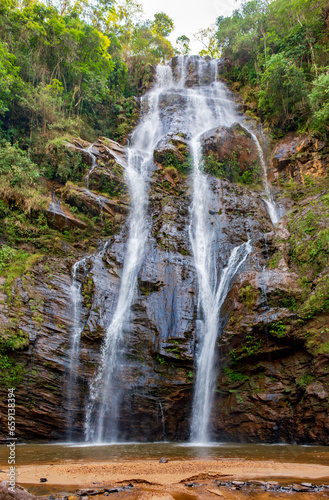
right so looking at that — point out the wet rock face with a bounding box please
[61,184,129,220]
[1,161,305,444]
[201,123,259,180]
[1,160,329,443]
[170,55,220,87]
[46,200,88,231]
[270,133,328,183]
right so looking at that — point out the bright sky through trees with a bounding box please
[140,0,243,54]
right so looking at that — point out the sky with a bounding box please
[140,0,242,54]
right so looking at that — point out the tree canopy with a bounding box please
[215,0,329,136]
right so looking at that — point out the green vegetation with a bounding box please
[0,244,43,292]
[0,0,177,147]
[268,290,298,310]
[300,275,329,319]
[158,141,191,175]
[204,151,260,185]
[223,366,250,383]
[0,354,27,388]
[267,251,282,269]
[0,0,184,269]
[297,373,314,388]
[230,334,263,364]
[0,326,28,388]
[269,320,287,338]
[215,0,329,136]
[239,285,258,310]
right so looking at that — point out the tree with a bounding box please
[194,26,220,58]
[0,42,21,116]
[152,12,174,37]
[258,52,308,128]
[308,70,329,136]
[176,35,190,55]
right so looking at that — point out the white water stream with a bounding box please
[66,257,88,440]
[84,65,173,443]
[173,57,253,443]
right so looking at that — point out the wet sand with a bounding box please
[12,458,329,485]
[2,458,329,498]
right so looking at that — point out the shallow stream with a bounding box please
[1,442,329,466]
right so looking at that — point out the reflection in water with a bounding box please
[2,442,329,466]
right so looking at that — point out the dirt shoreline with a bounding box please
[11,459,329,485]
[1,459,329,498]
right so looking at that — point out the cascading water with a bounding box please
[247,131,282,225]
[69,55,282,444]
[190,241,252,443]
[84,65,174,443]
[85,145,97,190]
[172,57,253,443]
[66,257,88,441]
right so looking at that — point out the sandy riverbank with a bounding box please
[1,458,329,499]
[12,458,329,485]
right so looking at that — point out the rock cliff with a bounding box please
[0,61,328,445]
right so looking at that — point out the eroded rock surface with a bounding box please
[201,123,259,172]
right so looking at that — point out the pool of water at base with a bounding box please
[0,442,329,466]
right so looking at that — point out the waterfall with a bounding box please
[190,241,252,443]
[159,401,166,438]
[66,257,88,441]
[84,64,174,443]
[247,131,281,225]
[77,56,280,444]
[85,145,97,190]
[172,57,253,443]
[259,233,270,310]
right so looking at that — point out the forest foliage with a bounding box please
[214,0,329,136]
[0,0,177,170]
[0,0,182,250]
[0,0,328,245]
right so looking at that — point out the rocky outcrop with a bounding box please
[61,184,129,219]
[210,189,329,444]
[154,133,190,173]
[0,482,46,500]
[46,200,87,231]
[202,123,259,170]
[201,123,261,184]
[1,145,329,443]
[271,133,328,183]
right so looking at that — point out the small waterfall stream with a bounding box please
[248,131,281,225]
[190,241,252,443]
[85,145,97,190]
[66,257,88,440]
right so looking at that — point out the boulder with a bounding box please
[0,482,46,499]
[271,133,328,182]
[201,122,259,181]
[61,185,129,219]
[154,133,189,173]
